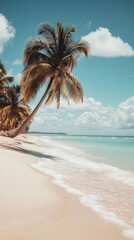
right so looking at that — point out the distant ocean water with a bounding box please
[30,134,134,239]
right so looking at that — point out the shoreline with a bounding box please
[0,135,128,239]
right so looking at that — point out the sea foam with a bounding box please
[30,135,134,240]
[32,162,134,240]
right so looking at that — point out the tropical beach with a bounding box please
[1,134,133,240]
[0,0,134,239]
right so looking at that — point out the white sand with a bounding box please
[0,135,127,240]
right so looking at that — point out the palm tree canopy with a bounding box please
[0,85,30,131]
[21,22,89,107]
[0,61,6,77]
[0,61,14,86]
[0,85,21,108]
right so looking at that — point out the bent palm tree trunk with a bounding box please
[7,78,53,138]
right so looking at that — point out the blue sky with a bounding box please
[0,0,134,135]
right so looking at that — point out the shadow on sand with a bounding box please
[1,145,58,161]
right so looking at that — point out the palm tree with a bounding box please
[0,61,14,87]
[8,22,89,137]
[0,85,30,131]
[0,87,10,108]
[0,61,14,109]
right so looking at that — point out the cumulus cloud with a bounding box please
[118,96,134,129]
[82,27,134,57]
[77,96,134,130]
[41,97,106,111]
[30,96,134,134]
[0,14,15,53]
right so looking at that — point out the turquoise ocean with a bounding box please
[53,135,134,171]
[30,134,134,239]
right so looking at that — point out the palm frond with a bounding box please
[64,25,76,40]
[38,23,57,44]
[0,86,17,107]
[24,38,48,52]
[24,39,48,62]
[11,85,21,101]
[18,104,31,113]
[65,73,83,102]
[0,101,30,131]
[45,78,56,106]
[71,41,89,56]
[17,106,30,116]
[0,94,9,108]
[45,75,63,108]
[3,85,21,105]
[0,61,7,77]
[62,25,76,51]
[61,80,70,105]
[57,22,64,36]
[23,38,54,65]
[57,22,65,59]
[21,63,53,102]
[45,89,54,106]
[0,76,14,86]
[58,74,70,105]
[61,55,77,70]
[24,51,51,66]
[7,89,17,104]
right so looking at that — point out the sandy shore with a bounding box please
[0,135,127,240]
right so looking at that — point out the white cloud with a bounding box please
[82,27,134,57]
[0,14,15,53]
[42,97,106,111]
[30,96,134,134]
[118,97,134,129]
[77,96,134,130]
[119,96,134,111]
[12,59,22,65]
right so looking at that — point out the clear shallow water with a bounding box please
[49,135,134,172]
[30,134,134,239]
